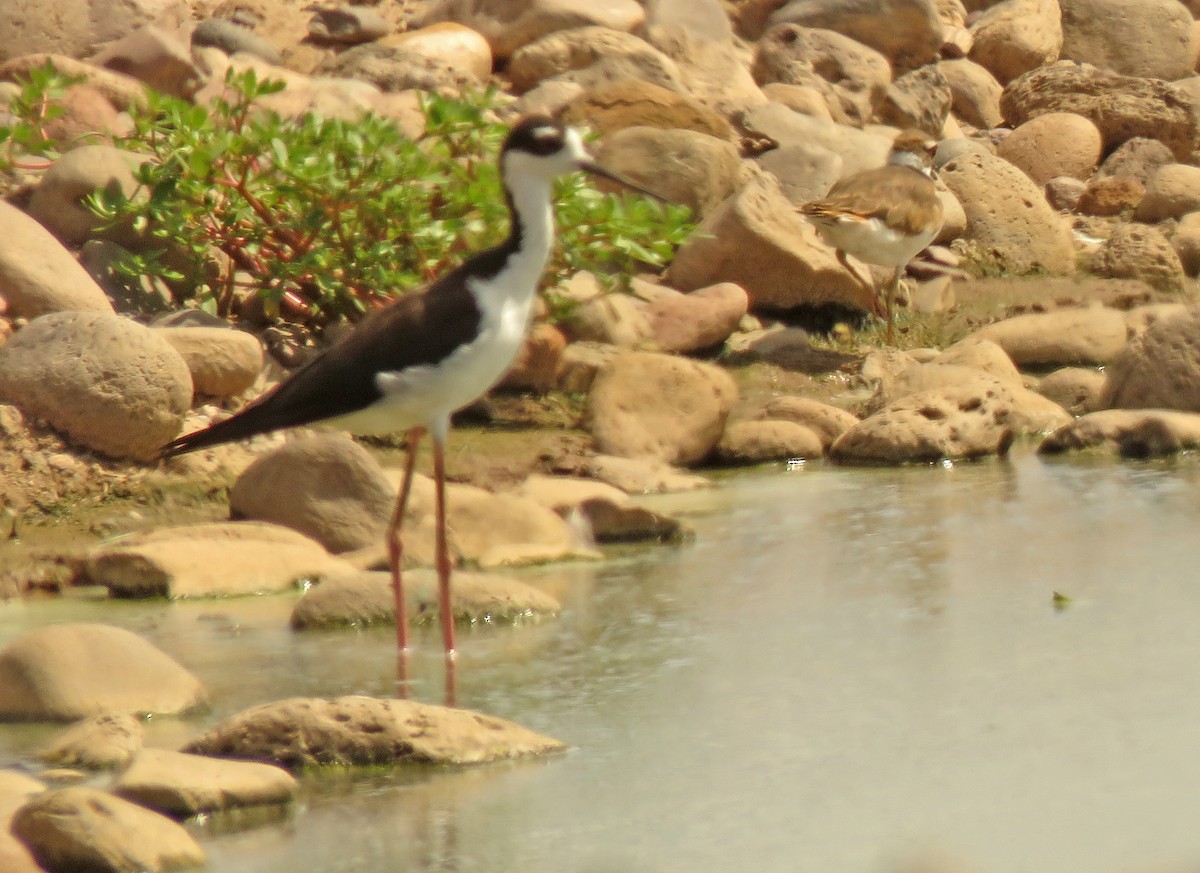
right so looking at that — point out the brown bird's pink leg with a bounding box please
[387,427,423,698]
[431,433,457,707]
[837,249,884,318]
[885,268,902,345]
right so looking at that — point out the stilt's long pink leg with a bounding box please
[431,434,457,706]
[387,427,423,697]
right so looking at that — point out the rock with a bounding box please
[938,148,1076,274]
[507,27,680,94]
[755,396,859,448]
[183,695,566,767]
[497,322,566,392]
[832,379,1019,464]
[577,453,712,493]
[0,200,114,317]
[969,307,1129,366]
[1076,176,1145,216]
[420,0,644,60]
[995,112,1102,185]
[1091,223,1185,293]
[39,81,130,147]
[751,24,892,127]
[228,434,394,553]
[1000,62,1200,162]
[759,82,834,120]
[562,78,733,140]
[1045,176,1086,212]
[0,0,191,66]
[89,25,201,98]
[557,339,622,392]
[85,521,354,598]
[511,473,683,542]
[12,786,205,873]
[756,142,843,206]
[317,37,485,94]
[936,336,1024,382]
[1058,0,1195,82]
[350,23,491,82]
[1171,211,1200,276]
[644,282,748,353]
[740,102,892,178]
[968,0,1062,84]
[0,771,43,873]
[668,171,876,311]
[1134,164,1200,222]
[1101,306,1200,411]
[586,351,737,465]
[1094,137,1174,185]
[1125,302,1190,337]
[937,57,1003,129]
[714,419,824,464]
[307,5,392,45]
[1036,366,1106,414]
[0,311,191,461]
[289,569,561,629]
[567,290,652,348]
[0,54,146,113]
[592,126,740,218]
[876,64,952,137]
[0,623,207,722]
[37,714,144,770]
[26,145,143,246]
[1039,408,1200,457]
[112,748,296,817]
[766,0,943,72]
[154,325,263,398]
[191,19,282,65]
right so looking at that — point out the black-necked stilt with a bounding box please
[800,128,944,343]
[161,115,661,702]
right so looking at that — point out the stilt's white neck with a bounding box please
[502,170,556,297]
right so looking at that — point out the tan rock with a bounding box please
[38,714,143,770]
[562,78,734,140]
[508,26,681,94]
[1045,176,1086,212]
[0,311,191,461]
[567,291,652,348]
[289,569,561,629]
[996,112,1101,185]
[0,1,190,66]
[183,695,566,767]
[377,23,492,82]
[155,325,263,398]
[668,172,875,311]
[740,101,892,177]
[578,453,712,493]
[759,82,834,120]
[420,0,644,59]
[497,322,566,392]
[113,748,297,817]
[0,200,113,317]
[556,338,622,392]
[936,336,1023,383]
[938,58,1003,129]
[1124,302,1190,337]
[27,144,142,246]
[1076,176,1145,216]
[1000,61,1200,162]
[756,396,859,449]
[767,0,943,72]
[644,282,748,353]
[90,24,201,98]
[756,142,843,206]
[1101,306,1200,411]
[1059,0,1195,82]
[1039,408,1200,457]
[969,307,1128,366]
[876,64,952,137]
[1094,137,1175,186]
[512,473,683,542]
[12,786,205,872]
[968,0,1062,84]
[586,351,737,465]
[0,623,207,722]
[938,148,1076,274]
[1036,366,1106,415]
[85,521,354,598]
[593,125,740,219]
[1171,211,1200,276]
[0,771,44,873]
[0,54,146,112]
[316,37,484,95]
[1134,163,1200,222]
[1091,223,1185,293]
[715,419,824,464]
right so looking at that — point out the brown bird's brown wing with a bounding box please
[810,166,943,236]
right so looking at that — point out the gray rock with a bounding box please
[191,18,282,64]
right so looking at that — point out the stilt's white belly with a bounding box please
[327,291,531,437]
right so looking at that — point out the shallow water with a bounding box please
[4,448,1200,873]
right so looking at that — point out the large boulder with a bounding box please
[968,0,1062,84]
[1058,0,1195,82]
[0,311,191,461]
[11,786,205,873]
[968,307,1129,366]
[766,0,943,72]
[0,623,207,722]
[1101,306,1200,411]
[995,112,1102,185]
[183,695,566,768]
[0,200,113,317]
[586,351,737,465]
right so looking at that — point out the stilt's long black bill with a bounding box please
[581,160,667,202]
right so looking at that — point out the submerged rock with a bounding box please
[1038,409,1200,457]
[37,714,144,770]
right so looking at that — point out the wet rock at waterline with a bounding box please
[37,713,144,770]
[183,696,567,769]
[1035,367,1106,416]
[0,771,44,873]
[566,453,713,494]
[1101,306,1200,412]
[1038,409,1200,458]
[113,748,297,818]
[754,397,860,450]
[12,786,206,873]
[512,473,686,542]
[0,623,206,722]
[289,569,561,630]
[84,521,354,598]
[714,419,824,465]
[0,311,192,461]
